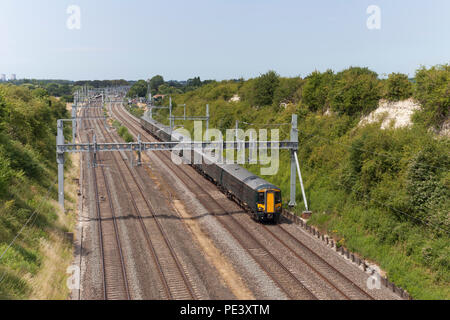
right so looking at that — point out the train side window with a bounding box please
[258,192,265,204]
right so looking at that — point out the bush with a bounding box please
[273,77,304,108]
[123,132,134,143]
[126,104,145,118]
[0,84,71,298]
[383,73,413,101]
[32,88,49,99]
[61,95,74,103]
[163,64,450,299]
[413,64,450,128]
[251,70,280,106]
[330,67,381,116]
[302,70,335,113]
[117,125,134,143]
[406,144,449,226]
[0,156,13,195]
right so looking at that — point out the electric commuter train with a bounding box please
[140,116,282,223]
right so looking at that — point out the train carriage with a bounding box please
[140,116,282,223]
[221,164,282,222]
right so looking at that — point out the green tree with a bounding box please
[413,64,450,127]
[45,83,59,96]
[272,77,304,108]
[302,70,335,113]
[32,88,49,99]
[406,144,449,225]
[384,73,413,101]
[252,70,280,106]
[127,80,148,98]
[157,84,182,95]
[187,77,202,87]
[149,75,164,95]
[59,84,71,96]
[330,67,381,116]
[61,95,74,103]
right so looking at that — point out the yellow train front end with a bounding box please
[257,189,282,223]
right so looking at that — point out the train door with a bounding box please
[265,191,275,213]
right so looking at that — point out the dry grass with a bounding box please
[63,153,80,231]
[26,153,80,300]
[27,235,72,300]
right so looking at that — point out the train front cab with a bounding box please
[256,189,282,223]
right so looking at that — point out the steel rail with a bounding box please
[274,224,375,300]
[95,106,196,300]
[114,102,378,300]
[86,106,131,300]
[112,103,318,300]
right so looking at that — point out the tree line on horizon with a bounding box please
[126,75,219,99]
[128,64,448,130]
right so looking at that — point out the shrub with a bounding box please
[251,70,280,106]
[406,145,449,225]
[413,64,450,128]
[0,84,71,298]
[117,125,134,143]
[123,132,134,143]
[0,156,13,195]
[273,77,304,108]
[163,66,450,298]
[383,73,413,101]
[330,67,381,116]
[61,95,74,103]
[32,88,49,99]
[127,104,145,118]
[302,70,335,113]
[205,83,235,101]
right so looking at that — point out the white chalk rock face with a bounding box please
[229,94,241,102]
[437,118,450,137]
[359,98,421,129]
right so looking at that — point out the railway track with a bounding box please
[83,107,131,300]
[262,224,375,300]
[92,106,197,300]
[112,102,378,300]
[111,104,319,299]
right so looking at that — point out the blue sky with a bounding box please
[0,0,449,80]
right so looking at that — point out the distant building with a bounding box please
[10,74,16,81]
[0,74,5,82]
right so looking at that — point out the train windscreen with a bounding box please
[275,191,281,203]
